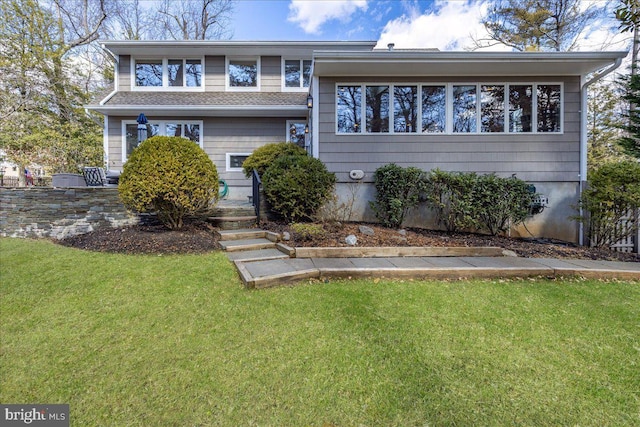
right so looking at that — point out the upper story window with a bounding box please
[336,82,562,135]
[227,58,260,90]
[134,58,203,90]
[283,59,312,90]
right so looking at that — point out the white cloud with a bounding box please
[288,0,368,34]
[376,0,502,51]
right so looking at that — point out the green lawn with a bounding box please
[1,238,639,426]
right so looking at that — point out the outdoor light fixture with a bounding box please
[304,124,309,134]
[306,94,313,109]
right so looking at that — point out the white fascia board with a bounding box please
[87,105,308,117]
[101,40,377,58]
[312,51,629,77]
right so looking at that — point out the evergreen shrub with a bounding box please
[580,160,640,247]
[262,154,336,222]
[242,142,308,178]
[370,163,425,228]
[119,136,218,229]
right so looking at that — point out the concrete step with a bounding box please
[219,238,276,252]
[208,216,257,230]
[226,248,290,262]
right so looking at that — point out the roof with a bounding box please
[87,92,309,117]
[312,50,629,77]
[101,40,378,57]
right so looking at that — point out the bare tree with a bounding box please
[157,0,234,40]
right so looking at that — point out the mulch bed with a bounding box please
[57,220,639,262]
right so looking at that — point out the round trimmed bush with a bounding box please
[242,142,308,178]
[119,136,218,229]
[262,154,336,222]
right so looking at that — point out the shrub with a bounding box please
[262,154,336,222]
[472,173,534,235]
[242,142,308,178]
[290,222,325,241]
[119,136,218,230]
[579,160,640,247]
[370,163,425,228]
[423,169,477,232]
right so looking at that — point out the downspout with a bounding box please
[99,45,119,170]
[312,75,320,159]
[579,57,623,245]
[100,45,119,106]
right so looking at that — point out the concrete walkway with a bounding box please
[218,229,640,289]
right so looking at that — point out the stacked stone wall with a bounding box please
[0,187,139,239]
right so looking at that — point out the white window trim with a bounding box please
[226,153,251,172]
[285,120,308,142]
[121,120,204,162]
[131,57,205,91]
[335,82,564,135]
[281,58,311,92]
[226,57,261,92]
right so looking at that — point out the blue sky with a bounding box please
[230,0,630,53]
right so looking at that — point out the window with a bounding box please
[335,82,561,134]
[123,121,202,160]
[366,85,390,133]
[228,58,259,89]
[453,85,477,133]
[481,85,505,133]
[286,120,307,148]
[284,59,312,89]
[337,86,362,133]
[134,58,202,89]
[394,86,418,133]
[422,85,446,133]
[509,85,533,132]
[136,60,162,87]
[226,153,251,171]
[537,85,561,132]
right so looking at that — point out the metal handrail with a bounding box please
[252,169,261,221]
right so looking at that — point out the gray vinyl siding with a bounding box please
[205,56,225,91]
[261,56,281,92]
[318,75,581,183]
[118,55,131,91]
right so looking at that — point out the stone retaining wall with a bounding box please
[0,187,139,239]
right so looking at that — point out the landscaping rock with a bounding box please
[397,229,407,236]
[345,234,358,246]
[358,225,375,236]
[282,231,291,241]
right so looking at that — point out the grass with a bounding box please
[1,237,639,426]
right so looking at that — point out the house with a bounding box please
[88,40,627,244]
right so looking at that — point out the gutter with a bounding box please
[578,56,624,246]
[99,44,118,106]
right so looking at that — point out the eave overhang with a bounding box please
[101,40,378,58]
[86,104,308,118]
[312,50,629,77]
